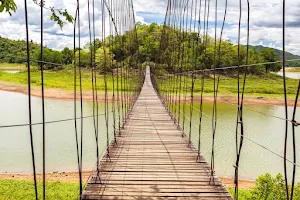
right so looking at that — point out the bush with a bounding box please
[233,173,300,200]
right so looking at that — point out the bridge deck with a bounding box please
[82,67,232,199]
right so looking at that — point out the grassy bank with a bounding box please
[158,73,299,99]
[0,173,295,199]
[0,179,78,200]
[0,68,139,91]
[228,188,252,199]
[0,68,298,99]
[0,63,26,70]
[0,179,249,200]
[286,67,300,72]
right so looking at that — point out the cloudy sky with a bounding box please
[1,0,300,55]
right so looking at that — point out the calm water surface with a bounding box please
[1,70,21,73]
[0,90,116,174]
[276,71,300,79]
[178,101,300,182]
[0,90,299,182]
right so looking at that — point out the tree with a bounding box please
[95,47,114,72]
[260,48,281,72]
[1,0,73,29]
[32,48,63,69]
[74,50,90,67]
[249,173,294,200]
[84,39,102,53]
[0,0,17,16]
[61,47,73,65]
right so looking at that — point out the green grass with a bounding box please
[158,73,299,99]
[0,68,298,99]
[228,188,252,199]
[0,179,78,200]
[0,179,253,200]
[286,67,300,72]
[0,68,139,92]
[0,63,26,70]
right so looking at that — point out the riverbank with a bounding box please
[0,69,299,105]
[285,67,300,72]
[0,171,255,189]
[0,81,298,106]
[0,173,253,200]
[0,63,26,70]
[0,171,90,183]
[0,81,112,102]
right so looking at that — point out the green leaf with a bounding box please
[49,8,73,29]
[0,5,4,12]
[0,0,17,16]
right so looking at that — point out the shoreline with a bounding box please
[0,81,297,106]
[0,171,255,190]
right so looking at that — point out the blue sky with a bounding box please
[136,12,165,25]
[1,0,300,55]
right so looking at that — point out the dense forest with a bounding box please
[0,36,73,69]
[0,23,297,73]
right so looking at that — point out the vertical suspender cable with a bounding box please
[234,0,242,196]
[24,0,38,198]
[197,0,205,162]
[88,0,100,177]
[234,0,247,198]
[189,73,195,145]
[291,80,300,199]
[78,1,84,189]
[282,1,289,199]
[188,0,197,146]
[93,0,100,176]
[40,1,46,198]
[210,0,218,183]
[182,0,190,135]
[102,0,110,158]
[73,8,82,198]
[74,0,83,195]
[110,0,117,143]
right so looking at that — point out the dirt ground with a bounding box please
[0,171,90,183]
[0,171,255,189]
[0,81,297,106]
[220,177,255,189]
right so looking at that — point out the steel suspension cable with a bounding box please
[234,1,249,199]
[291,80,300,199]
[39,2,46,198]
[108,0,116,144]
[73,6,82,198]
[197,0,205,162]
[282,1,289,198]
[24,0,38,198]
[101,0,110,159]
[78,0,84,195]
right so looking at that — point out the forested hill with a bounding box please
[248,45,300,67]
[1,23,299,72]
[0,36,40,63]
[0,36,73,69]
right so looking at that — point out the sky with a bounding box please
[1,0,300,55]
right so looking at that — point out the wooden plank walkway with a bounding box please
[82,67,232,199]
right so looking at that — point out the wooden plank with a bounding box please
[82,67,232,200]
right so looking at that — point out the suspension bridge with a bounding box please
[82,66,231,199]
[1,0,300,199]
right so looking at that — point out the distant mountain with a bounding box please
[248,45,300,67]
